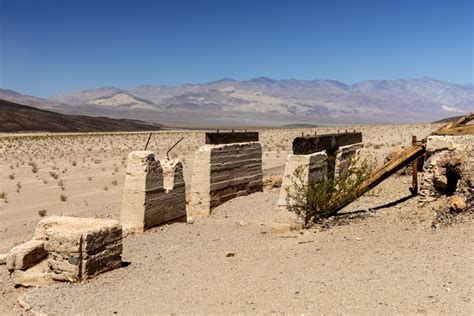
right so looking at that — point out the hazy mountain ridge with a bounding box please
[0,88,61,110]
[2,77,473,124]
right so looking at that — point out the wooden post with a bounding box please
[411,135,418,195]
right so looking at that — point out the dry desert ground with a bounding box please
[0,123,473,314]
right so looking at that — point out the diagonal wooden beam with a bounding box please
[325,112,473,215]
[329,143,426,214]
[431,112,474,137]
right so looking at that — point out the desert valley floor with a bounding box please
[0,124,472,314]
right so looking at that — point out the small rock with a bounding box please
[225,252,235,257]
[187,218,194,224]
[451,196,466,212]
[239,221,245,226]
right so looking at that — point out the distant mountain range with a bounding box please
[0,99,164,133]
[1,77,473,126]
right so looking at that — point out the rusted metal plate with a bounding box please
[205,132,259,144]
[292,132,362,155]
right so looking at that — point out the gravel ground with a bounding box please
[0,175,471,315]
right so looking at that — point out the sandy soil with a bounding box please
[1,123,472,314]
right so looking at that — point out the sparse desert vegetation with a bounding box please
[2,123,472,315]
[0,124,438,252]
[1,0,472,313]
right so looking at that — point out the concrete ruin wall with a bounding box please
[121,151,186,232]
[6,216,123,284]
[278,142,363,208]
[420,135,474,208]
[190,142,263,217]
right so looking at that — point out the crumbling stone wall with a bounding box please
[420,135,473,209]
[121,151,186,232]
[190,142,263,217]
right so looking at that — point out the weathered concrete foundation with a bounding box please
[189,142,263,217]
[278,142,363,208]
[35,216,123,282]
[121,151,186,232]
[6,216,124,284]
[274,133,363,232]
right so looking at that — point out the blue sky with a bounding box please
[0,0,472,97]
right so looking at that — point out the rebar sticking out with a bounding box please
[166,137,184,160]
[144,133,153,150]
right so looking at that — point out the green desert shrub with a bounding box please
[285,154,374,227]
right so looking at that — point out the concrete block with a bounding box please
[35,216,123,281]
[6,240,47,272]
